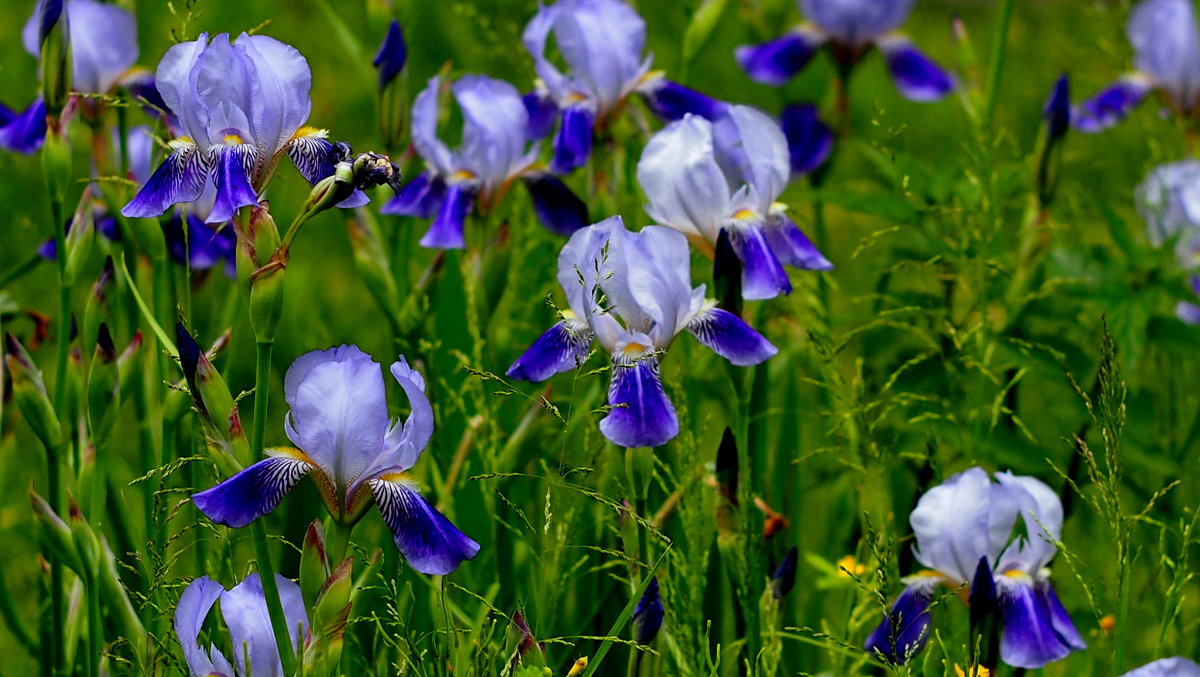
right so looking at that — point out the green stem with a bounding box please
[327,519,354,567]
[984,0,1015,127]
[47,168,68,677]
[86,569,102,677]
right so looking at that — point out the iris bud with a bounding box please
[31,491,84,577]
[86,324,118,442]
[300,521,330,612]
[5,334,61,449]
[38,0,72,117]
[64,200,96,288]
[239,204,286,344]
[175,323,245,471]
[82,258,114,353]
[304,558,352,675]
[632,577,664,644]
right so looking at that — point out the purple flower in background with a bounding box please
[1121,658,1200,677]
[864,468,1085,668]
[0,98,48,154]
[1135,161,1200,324]
[736,0,953,102]
[632,578,664,644]
[122,32,367,225]
[175,574,308,677]
[1075,0,1200,132]
[381,74,588,247]
[191,346,480,575]
[373,20,407,91]
[637,106,831,300]
[523,0,724,173]
[507,217,777,447]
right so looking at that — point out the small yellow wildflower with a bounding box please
[567,656,589,676]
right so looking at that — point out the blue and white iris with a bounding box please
[507,216,777,448]
[192,346,480,576]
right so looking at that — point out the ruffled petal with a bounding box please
[283,345,390,493]
[998,578,1082,669]
[639,79,727,122]
[153,34,210,143]
[221,573,308,677]
[411,76,456,175]
[0,97,46,154]
[507,319,594,382]
[734,30,822,86]
[685,306,777,366]
[207,144,259,224]
[637,115,730,242]
[600,352,678,448]
[370,477,480,575]
[994,472,1063,574]
[728,226,793,300]
[1122,658,1200,677]
[525,174,589,236]
[762,214,833,270]
[551,105,595,175]
[419,183,473,249]
[909,467,1018,583]
[191,453,314,528]
[173,577,233,677]
[356,357,436,486]
[780,103,833,176]
[381,171,447,218]
[863,583,934,664]
[1072,76,1151,133]
[235,33,314,156]
[712,105,791,210]
[877,36,955,102]
[455,75,532,191]
[121,141,210,219]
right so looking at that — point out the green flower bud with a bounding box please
[38,0,73,117]
[64,199,96,288]
[82,257,115,354]
[86,324,118,443]
[31,491,84,578]
[42,126,73,216]
[304,558,353,675]
[5,334,62,449]
[68,500,100,580]
[175,323,244,471]
[300,521,330,613]
[238,204,286,344]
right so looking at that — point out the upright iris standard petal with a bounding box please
[175,577,235,677]
[525,175,589,236]
[191,452,314,528]
[420,184,473,249]
[685,306,778,366]
[23,0,139,94]
[220,574,308,677]
[639,79,727,122]
[1122,658,1200,677]
[1129,0,1200,111]
[909,467,1019,583]
[780,104,833,176]
[632,578,664,644]
[507,319,595,381]
[735,31,822,86]
[863,583,934,664]
[800,0,916,46]
[877,36,955,102]
[552,106,596,174]
[0,97,47,154]
[600,351,679,448]
[121,142,210,218]
[373,20,407,91]
[1136,161,1200,247]
[370,476,481,575]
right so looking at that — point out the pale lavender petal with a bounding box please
[174,577,231,677]
[712,105,790,210]
[454,75,530,191]
[1122,658,1200,677]
[237,33,313,156]
[154,34,210,143]
[909,467,1018,583]
[799,0,915,46]
[411,76,456,175]
[994,472,1063,574]
[1130,0,1200,110]
[637,115,730,242]
[221,574,308,677]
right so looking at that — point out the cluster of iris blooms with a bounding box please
[4,0,1200,674]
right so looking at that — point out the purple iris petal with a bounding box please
[1178,300,1200,325]
[419,183,472,249]
[800,0,915,46]
[525,175,589,236]
[735,32,820,87]
[685,307,778,366]
[382,172,447,219]
[127,75,170,118]
[373,20,407,91]
[729,226,793,300]
[165,213,235,273]
[640,80,727,122]
[998,579,1080,669]
[763,215,833,270]
[24,0,138,94]
[632,577,664,644]
[370,478,481,575]
[780,103,833,176]
[1122,658,1200,677]
[191,455,314,528]
[0,97,47,154]
[771,547,799,599]
[878,37,955,102]
[1129,0,1200,111]
[600,355,678,448]
[1072,77,1151,133]
[863,584,933,664]
[122,143,210,219]
[208,146,259,224]
[220,573,309,677]
[1044,74,1071,143]
[523,89,559,140]
[551,106,595,174]
[1042,583,1086,654]
[507,320,594,382]
[174,577,235,677]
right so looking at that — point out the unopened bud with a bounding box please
[64,202,96,288]
[86,324,118,442]
[38,0,72,117]
[31,491,85,577]
[5,334,61,449]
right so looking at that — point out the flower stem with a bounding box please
[984,0,1015,127]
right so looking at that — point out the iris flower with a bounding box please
[175,574,307,677]
[1121,658,1200,676]
[632,578,664,644]
[736,0,954,102]
[506,216,777,447]
[122,32,367,225]
[637,105,831,300]
[1074,0,1200,132]
[523,0,724,173]
[1135,161,1200,324]
[382,74,588,248]
[864,467,1085,669]
[192,346,480,576]
[1,0,140,154]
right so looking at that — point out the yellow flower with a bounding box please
[837,555,867,577]
[954,665,991,677]
[567,656,589,676]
